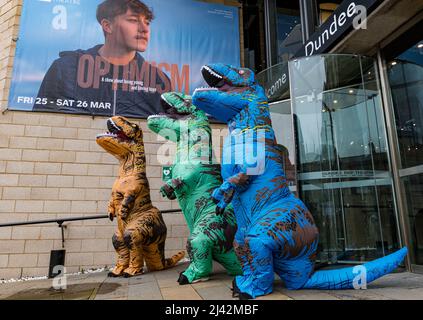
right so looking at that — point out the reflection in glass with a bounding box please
[388,40,423,169]
[387,37,423,266]
[289,54,400,263]
[270,100,296,192]
[276,7,301,63]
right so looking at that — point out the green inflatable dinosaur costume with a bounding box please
[147,92,242,284]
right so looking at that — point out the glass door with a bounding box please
[385,32,423,268]
[289,54,401,264]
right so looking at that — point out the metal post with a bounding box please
[376,50,412,270]
[264,0,274,67]
[299,0,318,43]
[58,222,66,249]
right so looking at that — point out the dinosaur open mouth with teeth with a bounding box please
[194,66,234,95]
[202,65,224,88]
[148,95,191,121]
[96,118,132,143]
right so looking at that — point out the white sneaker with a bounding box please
[192,277,210,283]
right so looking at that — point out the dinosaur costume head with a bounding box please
[147,92,208,143]
[192,63,266,123]
[96,116,144,161]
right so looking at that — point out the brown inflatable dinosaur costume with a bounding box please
[96,116,185,277]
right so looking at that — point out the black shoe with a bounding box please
[123,271,143,278]
[231,279,240,298]
[107,272,121,278]
[239,292,253,300]
[177,272,190,285]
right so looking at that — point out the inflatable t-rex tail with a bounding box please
[164,251,186,269]
[303,247,408,289]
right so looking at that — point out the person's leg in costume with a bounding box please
[122,216,148,277]
[212,248,243,276]
[142,241,165,271]
[273,255,314,290]
[233,229,275,299]
[109,218,131,277]
[180,232,213,283]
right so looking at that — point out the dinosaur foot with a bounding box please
[238,292,253,300]
[177,272,209,285]
[177,272,190,285]
[107,271,123,278]
[108,264,129,278]
[121,266,144,278]
[123,272,143,278]
[231,279,240,298]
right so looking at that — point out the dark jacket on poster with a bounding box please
[33,45,170,118]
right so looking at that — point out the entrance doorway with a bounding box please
[384,25,423,268]
[288,54,401,263]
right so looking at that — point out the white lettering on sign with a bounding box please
[266,73,287,98]
[305,2,369,56]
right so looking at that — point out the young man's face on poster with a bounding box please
[104,9,151,53]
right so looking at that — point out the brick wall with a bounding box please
[0,0,227,279]
[0,113,214,279]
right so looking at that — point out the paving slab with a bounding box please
[195,283,237,300]
[128,273,155,285]
[93,279,128,300]
[328,290,392,300]
[255,291,292,300]
[161,285,202,300]
[128,281,163,300]
[280,289,340,300]
[370,287,423,300]
[191,279,228,290]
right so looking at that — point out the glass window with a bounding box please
[387,39,423,169]
[265,0,301,66]
[276,2,301,63]
[386,26,423,266]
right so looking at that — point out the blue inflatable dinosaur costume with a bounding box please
[192,63,408,299]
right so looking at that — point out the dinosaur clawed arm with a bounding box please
[160,184,176,200]
[212,182,235,215]
[108,197,116,222]
[160,178,184,200]
[108,190,136,221]
[212,172,251,215]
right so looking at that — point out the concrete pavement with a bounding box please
[1,262,423,300]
